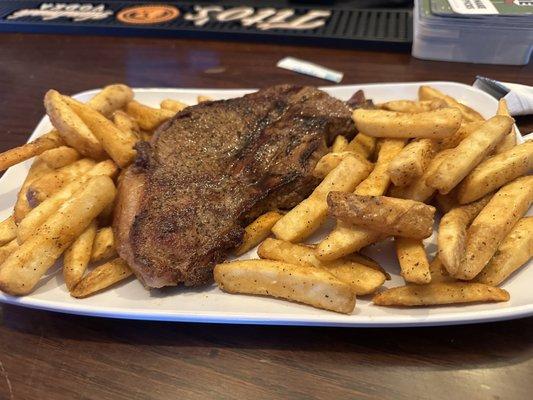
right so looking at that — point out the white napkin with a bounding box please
[474,77,533,116]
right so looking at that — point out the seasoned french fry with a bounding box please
[63,96,137,168]
[39,146,81,169]
[197,95,213,103]
[457,176,533,280]
[126,100,175,131]
[63,220,97,291]
[0,130,64,172]
[113,110,140,140]
[353,108,462,139]
[272,155,372,242]
[435,121,484,151]
[86,84,134,117]
[160,99,188,113]
[44,90,106,159]
[426,115,514,194]
[373,282,509,307]
[90,227,117,263]
[495,99,517,154]
[27,158,95,205]
[331,135,348,152]
[234,212,283,256]
[0,239,18,264]
[388,139,436,187]
[437,195,491,276]
[328,193,435,239]
[17,160,118,244]
[345,133,376,159]
[70,257,132,298]
[379,99,447,113]
[428,257,454,283]
[313,151,371,179]
[344,253,391,279]
[0,216,17,246]
[214,259,356,314]
[0,176,116,295]
[418,85,484,122]
[395,237,431,284]
[476,217,533,286]
[456,141,533,204]
[257,238,386,295]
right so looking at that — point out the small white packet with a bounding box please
[474,77,533,116]
[277,57,343,83]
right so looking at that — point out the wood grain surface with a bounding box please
[0,33,532,400]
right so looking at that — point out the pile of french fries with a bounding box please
[216,86,532,314]
[0,84,194,297]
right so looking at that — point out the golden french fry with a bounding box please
[0,176,116,295]
[379,99,447,113]
[70,257,132,298]
[90,227,117,263]
[428,257,455,283]
[395,237,431,284]
[27,158,95,205]
[214,259,356,314]
[113,110,140,140]
[495,99,517,154]
[126,100,175,131]
[257,238,386,295]
[272,155,372,242]
[39,146,81,169]
[456,141,533,204]
[197,95,213,103]
[435,121,484,151]
[388,139,436,187]
[476,217,533,286]
[418,86,484,122]
[234,212,283,256]
[457,176,533,280]
[329,193,435,239]
[0,130,64,172]
[313,151,371,179]
[0,216,17,246]
[344,253,391,280]
[373,282,509,307]
[63,220,97,291]
[44,90,106,159]
[331,135,348,152]
[345,133,376,159]
[426,115,514,194]
[63,96,137,168]
[353,108,462,139]
[17,160,118,244]
[87,84,134,117]
[0,239,18,264]
[437,195,491,276]
[160,99,188,113]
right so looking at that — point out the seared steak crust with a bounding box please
[114,85,355,288]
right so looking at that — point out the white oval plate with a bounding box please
[0,81,530,327]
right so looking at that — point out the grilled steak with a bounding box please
[114,85,355,288]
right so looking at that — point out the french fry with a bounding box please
[388,139,436,187]
[90,227,117,263]
[44,90,106,159]
[0,239,18,264]
[418,85,484,122]
[214,259,356,314]
[17,160,118,244]
[434,191,458,214]
[352,108,462,139]
[476,217,533,286]
[160,99,188,113]
[0,176,116,295]
[27,158,95,205]
[70,257,132,298]
[113,110,140,140]
[39,146,81,169]
[0,130,64,172]
[457,176,533,280]
[395,237,431,284]
[197,95,213,103]
[271,155,372,242]
[63,220,97,291]
[428,257,454,283]
[435,121,484,151]
[234,211,283,256]
[257,238,386,295]
[437,195,491,276]
[373,282,509,307]
[0,216,17,246]
[426,115,514,194]
[331,135,348,152]
[63,96,137,168]
[126,100,175,131]
[344,253,391,279]
[456,141,533,204]
[313,151,371,179]
[345,133,376,159]
[86,84,134,117]
[495,99,517,154]
[328,193,435,239]
[379,99,447,113]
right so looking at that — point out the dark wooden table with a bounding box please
[0,33,532,400]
